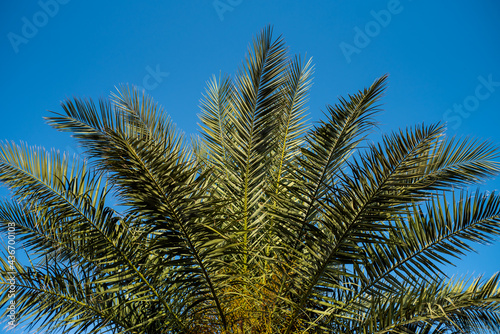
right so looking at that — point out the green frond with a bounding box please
[366,274,500,334]
[269,55,313,193]
[198,74,234,170]
[366,191,500,288]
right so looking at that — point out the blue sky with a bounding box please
[1,0,500,331]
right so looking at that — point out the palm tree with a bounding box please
[1,26,500,334]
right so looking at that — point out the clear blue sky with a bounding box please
[1,0,500,330]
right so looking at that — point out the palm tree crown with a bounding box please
[1,26,500,333]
